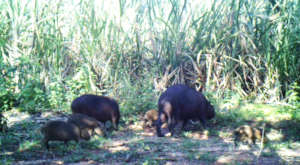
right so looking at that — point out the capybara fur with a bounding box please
[143,109,166,128]
[71,94,120,130]
[143,109,159,128]
[41,120,90,150]
[156,84,215,137]
[68,113,106,137]
[234,125,267,146]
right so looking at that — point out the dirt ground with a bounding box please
[1,111,300,165]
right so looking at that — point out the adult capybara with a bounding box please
[156,84,215,137]
[41,120,90,150]
[234,125,267,146]
[68,113,106,137]
[71,94,120,130]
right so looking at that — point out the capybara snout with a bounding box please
[71,94,120,131]
[206,102,215,120]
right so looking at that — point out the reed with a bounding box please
[0,0,299,113]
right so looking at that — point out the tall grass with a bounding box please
[0,0,299,115]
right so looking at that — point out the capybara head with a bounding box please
[80,128,93,140]
[205,102,215,120]
[41,120,81,150]
[68,113,106,137]
[94,125,106,137]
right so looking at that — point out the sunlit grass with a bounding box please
[0,0,299,163]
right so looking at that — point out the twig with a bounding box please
[257,123,265,161]
[154,157,178,161]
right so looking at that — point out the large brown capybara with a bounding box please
[234,125,267,146]
[71,94,120,130]
[68,113,106,137]
[156,84,215,137]
[41,120,92,150]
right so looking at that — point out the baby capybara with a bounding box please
[234,125,267,146]
[71,94,120,130]
[156,84,215,137]
[41,120,90,150]
[143,109,159,128]
[143,109,166,128]
[68,113,106,137]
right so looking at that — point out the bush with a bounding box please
[17,79,50,114]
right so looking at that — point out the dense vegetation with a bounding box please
[1,0,300,164]
[0,0,299,116]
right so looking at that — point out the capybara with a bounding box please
[143,109,159,128]
[41,120,90,150]
[234,125,267,146]
[156,84,215,137]
[68,113,106,137]
[71,94,120,130]
[143,109,166,128]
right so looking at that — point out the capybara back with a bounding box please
[68,113,106,137]
[71,94,120,130]
[41,120,81,149]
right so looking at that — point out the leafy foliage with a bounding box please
[0,0,299,115]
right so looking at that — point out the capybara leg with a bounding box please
[181,120,188,131]
[112,117,118,130]
[64,141,69,147]
[169,117,177,136]
[199,118,207,129]
[44,139,50,150]
[251,137,256,145]
[234,136,239,147]
[156,119,164,137]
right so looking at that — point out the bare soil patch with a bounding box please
[1,111,299,165]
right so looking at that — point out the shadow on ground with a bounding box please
[0,110,298,164]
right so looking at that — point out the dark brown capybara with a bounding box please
[156,84,215,137]
[68,113,106,137]
[234,125,267,146]
[71,94,120,130]
[41,120,90,150]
